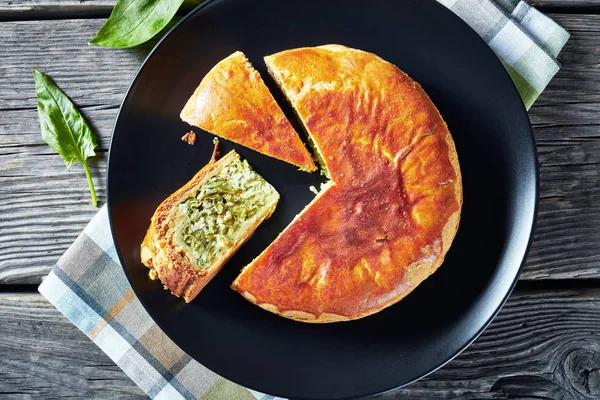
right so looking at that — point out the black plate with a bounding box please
[107,0,537,398]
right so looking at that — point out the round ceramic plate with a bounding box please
[107,0,538,398]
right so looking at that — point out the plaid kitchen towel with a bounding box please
[38,1,568,399]
[438,0,569,109]
[39,206,279,400]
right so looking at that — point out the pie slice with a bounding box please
[141,150,279,303]
[180,51,316,172]
[231,45,462,322]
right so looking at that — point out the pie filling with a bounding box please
[177,158,278,270]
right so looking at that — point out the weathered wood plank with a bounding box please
[0,290,598,399]
[0,19,136,284]
[524,130,600,280]
[385,288,600,399]
[0,0,597,18]
[533,14,600,106]
[0,172,106,284]
[0,20,146,110]
[0,0,113,4]
[1,14,600,283]
[531,0,600,11]
[0,0,202,20]
[0,292,145,398]
[522,13,600,279]
[0,1,112,21]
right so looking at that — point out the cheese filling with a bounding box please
[178,158,278,270]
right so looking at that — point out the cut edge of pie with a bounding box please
[141,150,280,303]
[231,45,463,323]
[264,61,332,178]
[180,51,317,172]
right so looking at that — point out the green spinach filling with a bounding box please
[179,159,276,270]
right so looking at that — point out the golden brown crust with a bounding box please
[141,151,278,302]
[232,45,463,322]
[180,51,316,171]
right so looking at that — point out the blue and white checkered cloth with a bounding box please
[39,207,281,400]
[439,0,569,108]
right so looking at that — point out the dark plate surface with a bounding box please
[107,0,538,398]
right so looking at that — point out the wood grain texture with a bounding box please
[0,290,597,399]
[0,19,147,111]
[531,1,600,12]
[522,13,600,280]
[0,292,145,398]
[0,0,114,5]
[0,0,597,16]
[1,14,600,284]
[0,0,202,20]
[0,19,140,283]
[382,289,600,399]
[0,1,113,21]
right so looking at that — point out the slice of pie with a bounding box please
[141,150,279,302]
[180,51,316,172]
[232,45,462,322]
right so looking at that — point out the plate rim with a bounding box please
[106,0,539,398]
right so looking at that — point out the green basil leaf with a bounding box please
[33,70,99,206]
[89,0,185,48]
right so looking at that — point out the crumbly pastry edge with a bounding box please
[141,151,279,303]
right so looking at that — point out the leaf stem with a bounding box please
[82,161,98,206]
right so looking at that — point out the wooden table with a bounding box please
[1,1,599,398]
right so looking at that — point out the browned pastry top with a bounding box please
[181,51,316,171]
[232,45,462,322]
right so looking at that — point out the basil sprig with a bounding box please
[89,0,185,48]
[33,70,99,206]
